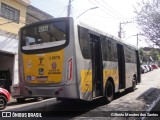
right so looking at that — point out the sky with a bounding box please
[31,0,150,48]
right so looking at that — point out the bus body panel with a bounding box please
[22,50,64,84]
[124,45,137,89]
[125,63,137,88]
[74,21,100,101]
[102,61,119,93]
[17,17,141,102]
[18,18,80,99]
[74,22,93,101]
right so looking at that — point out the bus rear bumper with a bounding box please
[20,84,79,99]
[21,85,65,98]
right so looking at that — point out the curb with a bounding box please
[4,98,56,111]
[141,96,160,120]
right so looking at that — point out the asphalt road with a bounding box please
[1,68,160,120]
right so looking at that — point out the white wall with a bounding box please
[0,36,18,54]
[0,35,19,84]
[13,54,19,84]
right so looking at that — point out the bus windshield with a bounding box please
[22,21,67,50]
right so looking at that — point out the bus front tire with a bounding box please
[104,80,114,103]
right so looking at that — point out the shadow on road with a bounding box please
[4,87,140,119]
[39,88,138,118]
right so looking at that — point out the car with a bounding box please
[141,65,148,73]
[148,65,153,71]
[11,84,44,103]
[143,65,150,72]
[151,64,159,69]
[0,87,10,110]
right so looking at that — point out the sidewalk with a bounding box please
[144,98,160,120]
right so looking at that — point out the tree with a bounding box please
[139,47,148,63]
[149,48,160,61]
[135,0,160,47]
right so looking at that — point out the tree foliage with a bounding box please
[149,48,160,61]
[135,0,160,47]
[139,47,160,63]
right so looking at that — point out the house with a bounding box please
[0,0,53,92]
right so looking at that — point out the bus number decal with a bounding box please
[49,56,60,60]
[38,25,48,32]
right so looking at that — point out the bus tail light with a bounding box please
[67,58,72,80]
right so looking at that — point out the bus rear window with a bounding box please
[22,21,67,50]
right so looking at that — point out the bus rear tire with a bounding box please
[104,80,114,103]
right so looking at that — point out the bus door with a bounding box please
[136,50,141,83]
[117,44,125,89]
[90,34,103,98]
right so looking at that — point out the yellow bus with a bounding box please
[18,17,141,102]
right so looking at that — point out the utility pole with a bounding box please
[137,33,139,47]
[118,23,122,38]
[118,21,132,38]
[67,0,72,17]
[136,33,144,47]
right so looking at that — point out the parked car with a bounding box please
[11,84,43,103]
[141,65,148,73]
[148,65,153,71]
[0,87,10,110]
[143,65,150,72]
[152,64,159,69]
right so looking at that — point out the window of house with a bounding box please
[1,3,20,23]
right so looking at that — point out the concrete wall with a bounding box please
[26,5,53,24]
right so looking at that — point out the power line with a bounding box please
[88,0,118,19]
[100,0,126,19]
[84,13,133,20]
[96,0,143,34]
[88,0,139,35]
[59,6,68,17]
[46,6,68,13]
[0,18,27,26]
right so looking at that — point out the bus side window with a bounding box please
[78,26,91,59]
[107,40,113,61]
[107,39,117,62]
[101,35,107,61]
[124,46,136,63]
[131,49,136,63]
[112,41,118,62]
